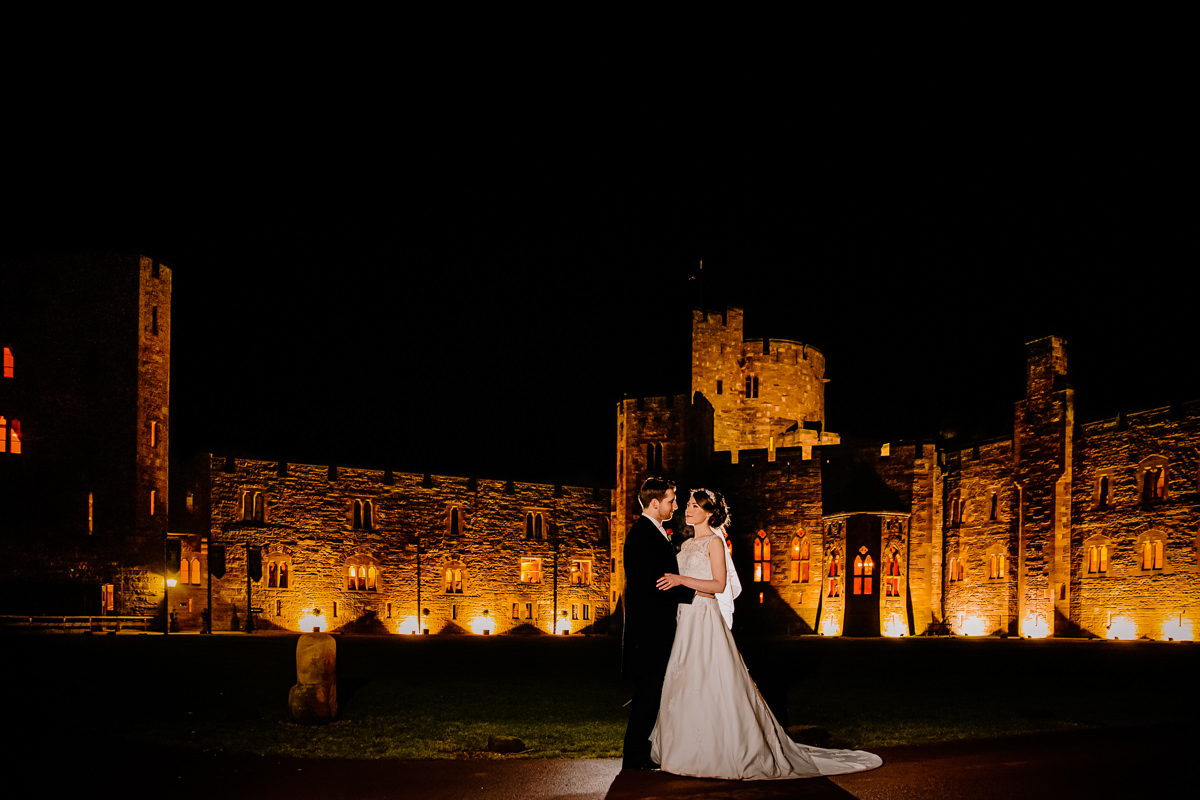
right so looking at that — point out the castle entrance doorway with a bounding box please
[842,515,880,636]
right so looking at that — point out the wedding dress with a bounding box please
[649,534,883,780]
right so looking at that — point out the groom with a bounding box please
[622,476,695,770]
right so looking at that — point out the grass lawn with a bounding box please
[5,632,1196,760]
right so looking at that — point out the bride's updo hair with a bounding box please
[691,488,730,530]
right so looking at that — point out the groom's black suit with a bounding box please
[622,513,694,769]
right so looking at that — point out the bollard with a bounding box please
[288,632,338,722]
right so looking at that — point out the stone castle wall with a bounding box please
[1071,403,1200,639]
[171,457,612,635]
[941,439,1019,635]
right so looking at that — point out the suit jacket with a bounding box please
[622,514,694,676]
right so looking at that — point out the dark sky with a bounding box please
[7,75,1194,488]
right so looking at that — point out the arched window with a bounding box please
[345,556,380,592]
[827,549,841,596]
[444,567,463,594]
[949,556,965,582]
[885,549,902,595]
[278,561,288,588]
[1088,544,1108,574]
[449,506,460,536]
[525,512,544,540]
[180,557,190,584]
[753,531,771,582]
[853,548,873,594]
[268,561,278,588]
[790,534,810,583]
[1097,475,1110,509]
[1143,467,1166,503]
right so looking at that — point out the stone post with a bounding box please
[288,632,337,722]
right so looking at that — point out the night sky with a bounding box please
[7,84,1194,489]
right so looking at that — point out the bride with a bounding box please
[649,489,883,780]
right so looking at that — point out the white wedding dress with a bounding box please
[649,535,883,780]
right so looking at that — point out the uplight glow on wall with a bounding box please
[299,610,327,633]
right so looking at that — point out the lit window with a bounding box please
[571,604,579,620]
[753,531,771,582]
[828,549,841,596]
[150,421,158,448]
[445,568,463,594]
[583,604,590,621]
[3,418,21,454]
[790,534,810,583]
[345,560,378,591]
[1142,540,1164,571]
[191,558,201,585]
[571,560,592,585]
[520,558,543,583]
[853,547,873,595]
[102,584,114,612]
[150,489,156,515]
[0,417,5,453]
[511,603,520,620]
[988,553,1006,579]
[949,557,965,582]
[181,557,190,584]
[2,346,12,378]
[886,549,902,595]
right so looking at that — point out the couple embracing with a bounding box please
[622,477,882,780]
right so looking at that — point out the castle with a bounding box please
[3,255,1198,640]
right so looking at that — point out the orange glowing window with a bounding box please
[192,558,201,585]
[520,558,542,583]
[853,549,874,595]
[102,584,114,612]
[828,549,840,578]
[181,557,190,584]
[2,346,12,378]
[8,419,20,454]
[367,565,376,591]
[512,603,520,620]
[150,421,158,448]
[571,560,592,585]
[1142,540,1164,570]
[886,549,902,595]
[753,531,771,582]
[150,489,156,515]
[790,535,810,583]
[1,417,6,453]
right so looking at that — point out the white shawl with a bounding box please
[713,526,742,629]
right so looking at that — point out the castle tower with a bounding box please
[691,308,836,462]
[611,393,713,617]
[0,254,171,616]
[1014,335,1073,637]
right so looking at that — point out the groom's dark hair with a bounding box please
[638,477,676,510]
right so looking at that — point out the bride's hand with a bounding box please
[657,573,684,590]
